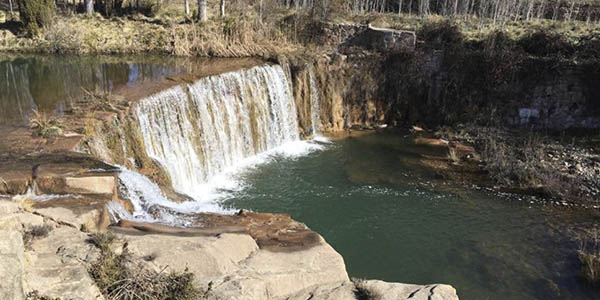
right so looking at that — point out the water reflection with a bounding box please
[0,55,191,126]
[0,54,263,127]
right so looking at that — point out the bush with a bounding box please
[578,229,600,284]
[87,232,209,300]
[417,20,463,50]
[518,30,574,57]
[29,109,64,138]
[23,224,54,249]
[352,278,382,300]
[18,0,55,35]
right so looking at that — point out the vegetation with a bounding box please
[0,0,598,57]
[352,278,382,300]
[29,109,64,138]
[23,224,53,249]
[578,228,600,284]
[25,291,61,300]
[87,232,210,300]
[17,0,54,35]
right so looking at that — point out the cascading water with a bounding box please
[112,64,327,223]
[308,65,321,135]
[133,64,308,199]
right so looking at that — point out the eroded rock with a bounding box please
[358,280,459,300]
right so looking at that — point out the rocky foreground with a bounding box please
[0,198,459,300]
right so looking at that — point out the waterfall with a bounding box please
[308,65,321,135]
[135,65,302,199]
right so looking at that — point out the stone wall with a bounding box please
[298,48,600,132]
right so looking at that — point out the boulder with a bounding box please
[36,174,117,196]
[281,281,356,300]
[24,225,103,300]
[0,230,25,300]
[34,205,107,231]
[358,280,459,300]
[0,169,31,195]
[118,231,349,300]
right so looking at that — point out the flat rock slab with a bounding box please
[0,153,120,209]
[118,230,349,300]
[359,280,459,300]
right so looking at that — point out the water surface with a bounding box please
[0,54,262,127]
[223,132,600,300]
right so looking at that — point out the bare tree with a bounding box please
[220,0,225,16]
[198,0,207,21]
[8,0,14,19]
[185,0,190,15]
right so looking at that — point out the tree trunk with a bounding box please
[184,0,190,15]
[85,0,94,14]
[198,0,207,21]
[8,0,13,19]
[220,0,225,16]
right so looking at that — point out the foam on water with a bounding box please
[114,138,324,225]
[113,64,328,223]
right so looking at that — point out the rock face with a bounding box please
[119,231,350,299]
[0,200,104,300]
[0,199,460,300]
[314,22,415,53]
[0,201,25,300]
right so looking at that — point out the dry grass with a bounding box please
[25,291,60,300]
[12,194,35,212]
[23,224,53,249]
[578,228,600,284]
[29,109,64,138]
[352,278,382,300]
[0,10,300,57]
[87,232,209,300]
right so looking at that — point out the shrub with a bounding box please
[578,229,600,284]
[87,232,209,300]
[18,0,55,35]
[518,29,574,57]
[29,109,64,138]
[23,224,54,249]
[352,278,382,300]
[25,291,60,300]
[417,20,463,50]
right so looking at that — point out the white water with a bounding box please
[308,65,321,135]
[116,64,325,220]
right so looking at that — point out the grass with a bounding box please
[23,224,53,249]
[87,232,210,300]
[29,109,64,138]
[578,228,600,284]
[1,2,597,59]
[352,278,382,300]
[25,291,61,300]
